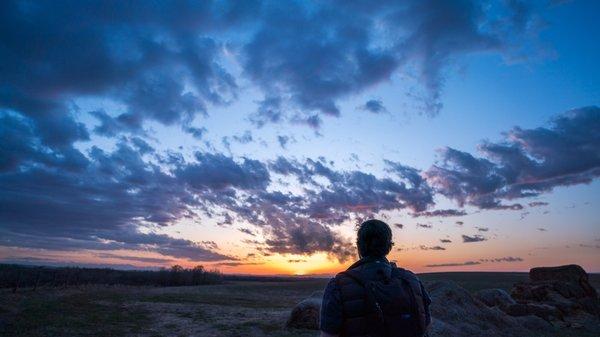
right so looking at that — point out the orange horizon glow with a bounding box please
[3,242,600,276]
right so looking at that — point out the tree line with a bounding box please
[0,264,223,292]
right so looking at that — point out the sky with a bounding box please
[0,0,599,276]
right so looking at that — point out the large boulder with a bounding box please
[474,288,515,308]
[509,264,599,318]
[531,264,587,282]
[529,265,597,298]
[286,291,322,329]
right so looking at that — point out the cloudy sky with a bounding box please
[1,0,598,275]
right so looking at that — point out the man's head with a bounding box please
[356,219,393,258]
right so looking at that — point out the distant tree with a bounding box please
[170,265,184,273]
[0,264,223,288]
[169,265,184,285]
[192,265,205,285]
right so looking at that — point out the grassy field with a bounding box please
[1,273,598,337]
[0,280,327,337]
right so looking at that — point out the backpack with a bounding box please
[340,267,428,337]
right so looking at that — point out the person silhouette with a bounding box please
[320,219,431,337]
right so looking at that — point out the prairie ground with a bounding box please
[1,273,598,337]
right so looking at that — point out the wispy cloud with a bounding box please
[462,235,487,243]
[419,245,446,251]
[426,261,481,268]
[359,100,387,114]
[412,209,467,217]
[426,256,523,267]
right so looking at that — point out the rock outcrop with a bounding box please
[427,281,550,337]
[498,264,600,336]
[286,264,599,336]
[510,264,599,318]
[474,288,515,308]
[285,291,322,329]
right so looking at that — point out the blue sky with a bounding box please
[0,0,598,274]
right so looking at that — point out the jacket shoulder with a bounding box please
[392,267,420,282]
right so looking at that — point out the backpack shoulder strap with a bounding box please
[339,269,367,287]
[392,268,428,334]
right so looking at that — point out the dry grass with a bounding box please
[0,281,324,337]
[1,273,598,337]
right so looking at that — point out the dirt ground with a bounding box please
[1,273,599,337]
[0,280,326,337]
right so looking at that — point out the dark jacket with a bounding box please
[320,257,431,336]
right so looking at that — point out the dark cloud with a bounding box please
[426,107,600,210]
[462,234,487,243]
[394,223,404,229]
[91,110,130,137]
[233,131,254,144]
[0,136,238,262]
[455,221,464,226]
[184,126,208,140]
[529,201,549,207]
[243,1,396,121]
[212,262,264,267]
[249,96,284,127]
[578,244,600,249]
[440,239,452,243]
[480,256,523,263]
[238,228,256,236]
[419,245,446,251]
[0,257,161,271]
[217,213,234,227]
[476,226,489,232]
[1,0,251,148]
[0,0,548,173]
[412,209,467,217]
[360,100,387,114]
[94,253,174,265]
[222,131,254,151]
[242,0,541,124]
[536,228,547,232]
[129,137,154,155]
[426,261,481,268]
[177,152,270,191]
[417,223,433,229]
[288,259,307,263]
[260,221,355,263]
[270,157,435,221]
[426,256,523,267]
[0,127,367,263]
[277,135,293,149]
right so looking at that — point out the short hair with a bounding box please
[357,219,393,258]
